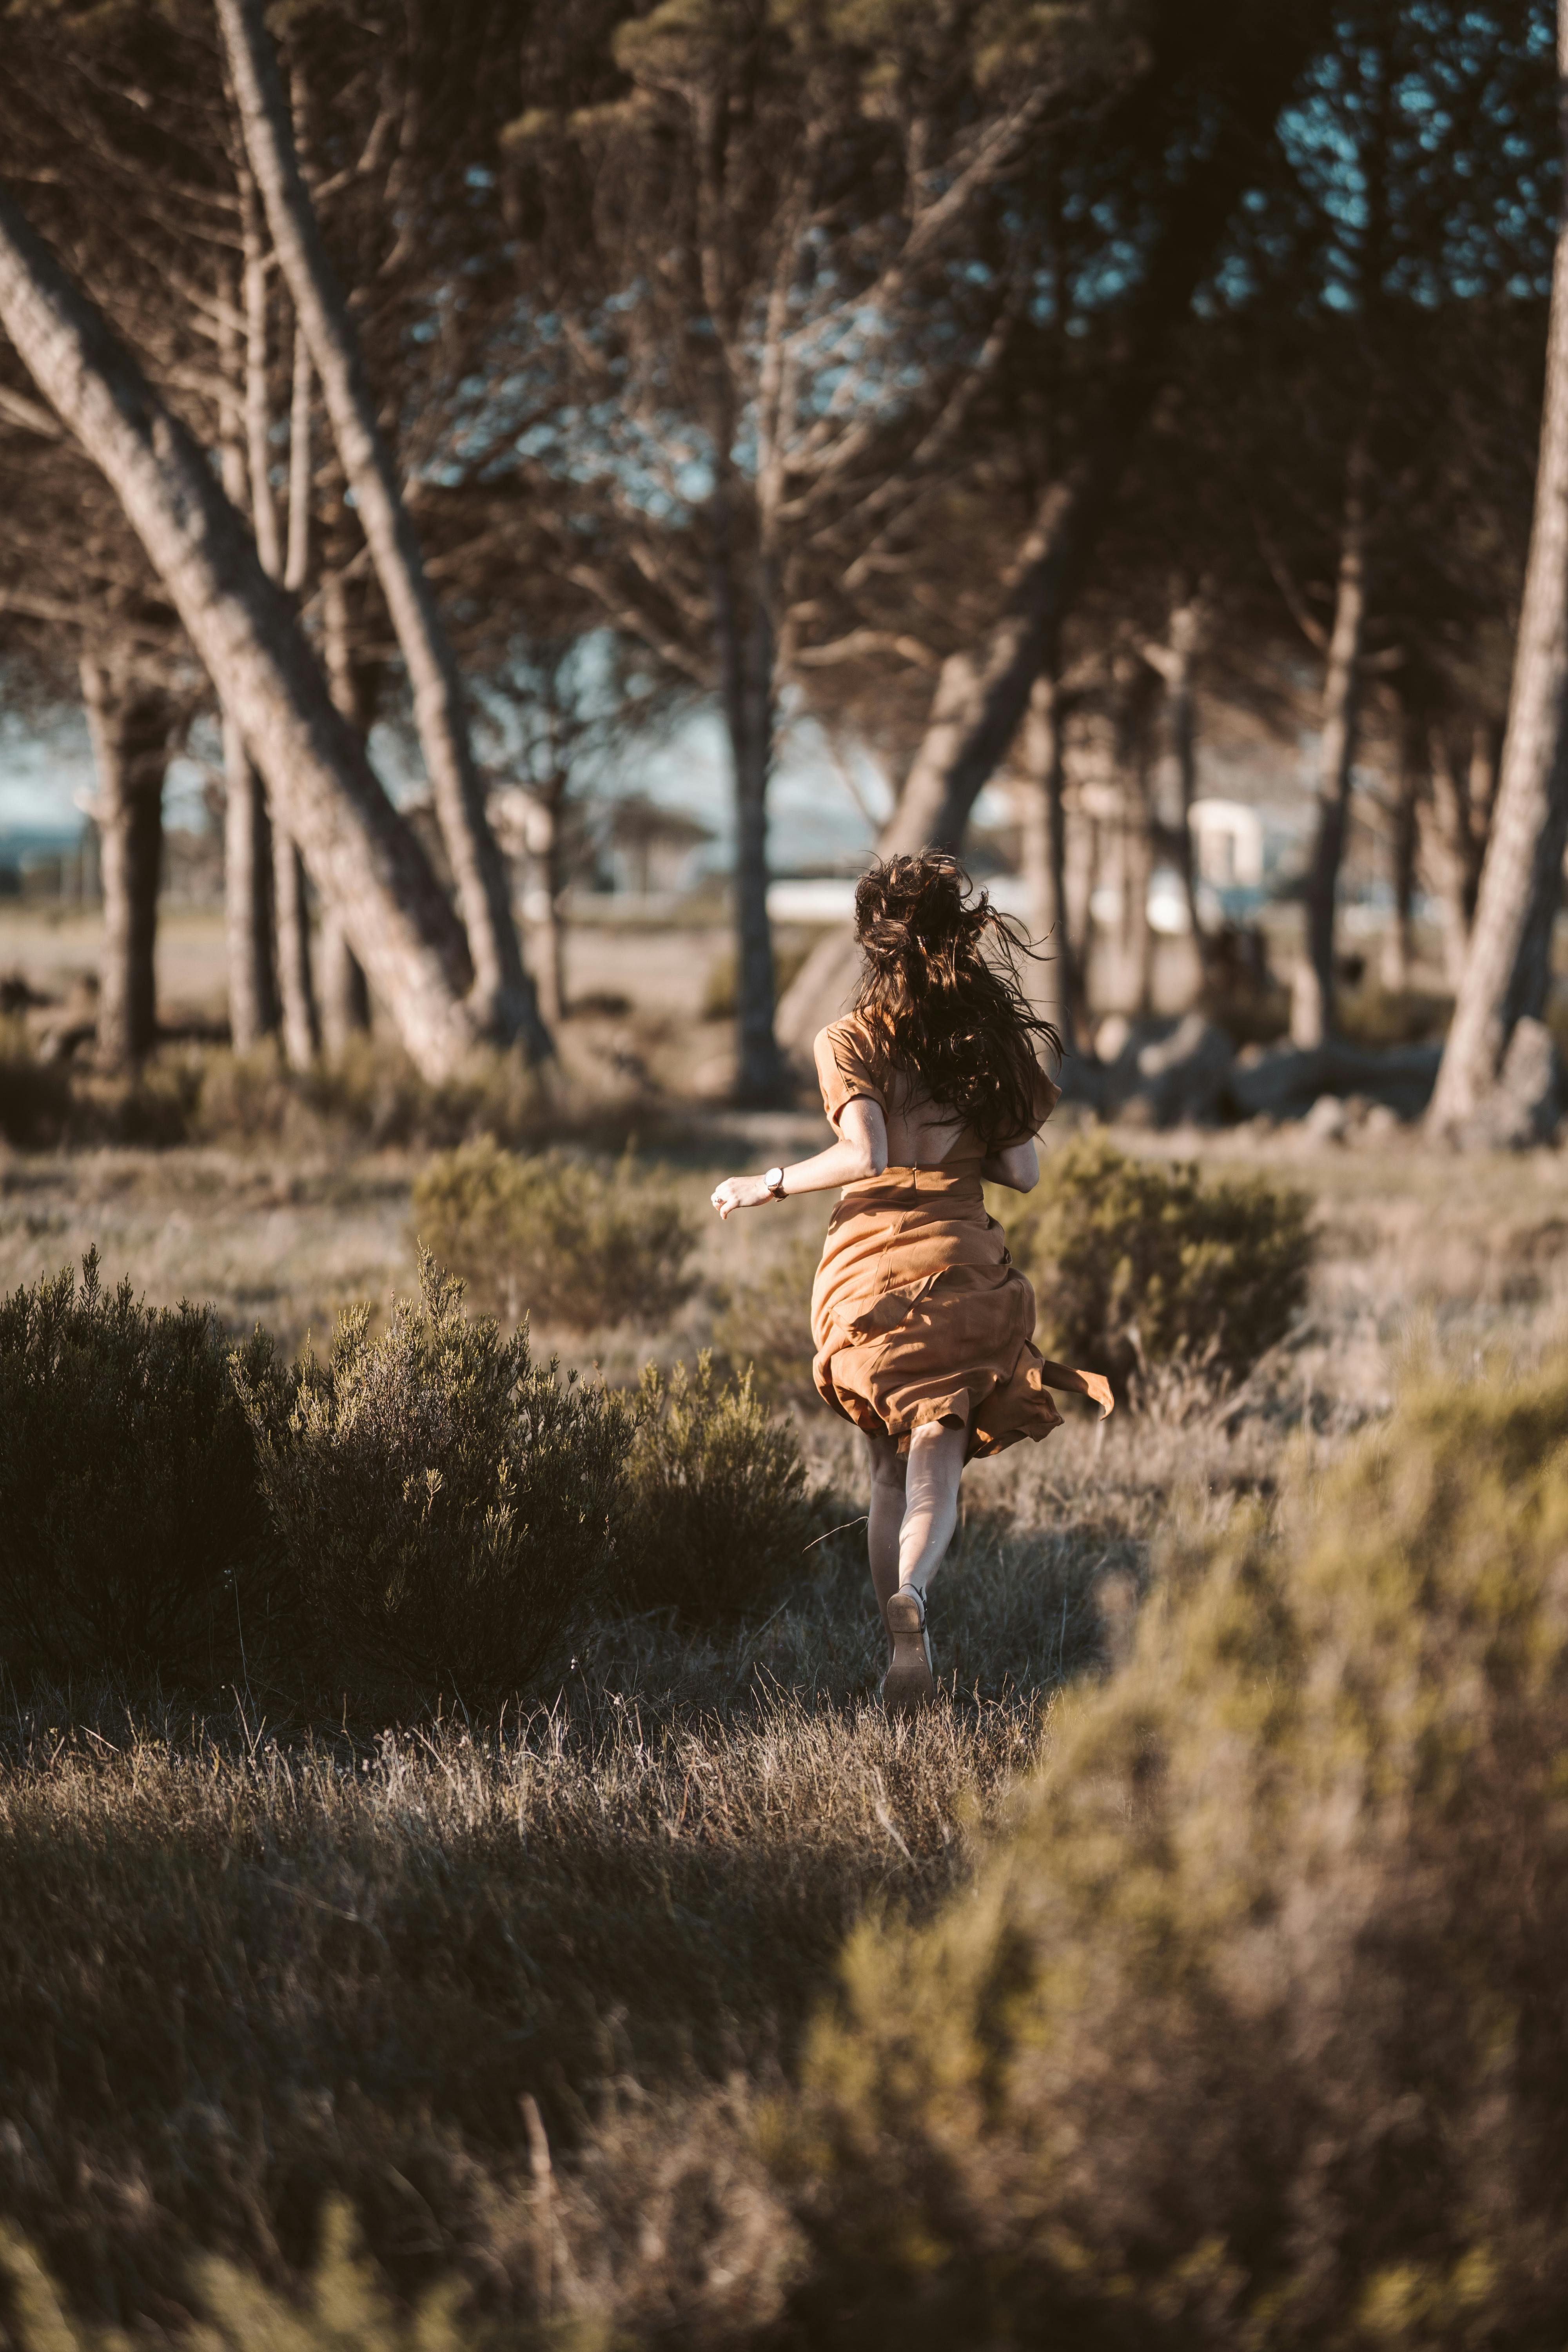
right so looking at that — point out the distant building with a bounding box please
[603,796,715,898]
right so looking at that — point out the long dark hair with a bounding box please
[851,853,1062,1146]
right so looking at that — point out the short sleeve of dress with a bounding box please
[1031,1059,1062,1128]
[815,1019,887,1131]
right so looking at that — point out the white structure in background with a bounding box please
[1189,797,1267,890]
[770,800,1284,936]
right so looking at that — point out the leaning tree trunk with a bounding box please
[317,563,373,1053]
[1291,443,1369,1050]
[214,0,548,1062]
[218,258,277,1049]
[778,9,1323,1051]
[0,184,478,1082]
[81,654,171,1067]
[1430,0,1568,1132]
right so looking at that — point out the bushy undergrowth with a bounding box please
[0,1014,70,1146]
[711,1235,822,1405]
[1008,1129,1312,1391]
[412,1136,699,1330]
[0,1250,267,1681]
[234,1256,628,1700]
[0,1243,815,1697]
[0,2205,463,2352]
[0,1029,556,1154]
[786,1353,1568,2348]
[614,1353,817,1621]
[194,1034,549,1152]
[0,1025,202,1148]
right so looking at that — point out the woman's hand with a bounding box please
[1082,1370,1114,1420]
[711,1172,773,1220]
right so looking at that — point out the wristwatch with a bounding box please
[765,1165,787,1199]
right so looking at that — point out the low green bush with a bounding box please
[711,1234,823,1405]
[788,1354,1568,2348]
[614,1352,815,1621]
[411,1135,699,1330]
[0,1250,268,1681]
[232,1255,626,1699]
[2,2203,463,2352]
[1006,1129,1312,1391]
[0,1016,71,1146]
[194,1034,548,1152]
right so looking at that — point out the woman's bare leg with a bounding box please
[896,1420,967,1600]
[864,1432,907,1646]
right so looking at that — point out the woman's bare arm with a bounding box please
[710,1098,887,1220]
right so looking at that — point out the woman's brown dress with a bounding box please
[809,1014,1071,1460]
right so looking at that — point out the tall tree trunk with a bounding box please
[1381,697,1421,993]
[1117,657,1160,1017]
[1423,721,1485,988]
[218,257,277,1049]
[272,829,318,1068]
[0,184,477,1082]
[1431,2,1568,1129]
[729,602,785,1105]
[81,654,170,1067]
[242,201,318,1063]
[238,167,281,583]
[779,10,1324,1050]
[223,713,276,1048]
[214,0,548,1061]
[1145,591,1210,973]
[283,319,312,597]
[532,777,569,1031]
[1291,444,1369,1049]
[317,562,372,1053]
[1015,673,1078,1058]
[713,513,786,1103]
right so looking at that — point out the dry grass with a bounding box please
[2,1111,1564,2342]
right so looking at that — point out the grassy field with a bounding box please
[5,920,1568,2340]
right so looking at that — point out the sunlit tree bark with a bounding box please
[0,183,478,1082]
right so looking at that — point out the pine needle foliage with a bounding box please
[232,1255,627,1699]
[1006,1129,1312,1390]
[788,1352,1568,2348]
[0,1250,269,1681]
[411,1137,699,1330]
[614,1353,815,1621]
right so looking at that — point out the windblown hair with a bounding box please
[851,853,1062,1147]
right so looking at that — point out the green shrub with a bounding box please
[613,1353,815,1621]
[411,1136,699,1330]
[711,1235,823,1405]
[194,1034,547,1152]
[1006,1129,1312,1390]
[0,2203,468,2352]
[0,1250,268,1681]
[0,1015,71,1146]
[232,1255,626,1699]
[787,1354,1568,2348]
